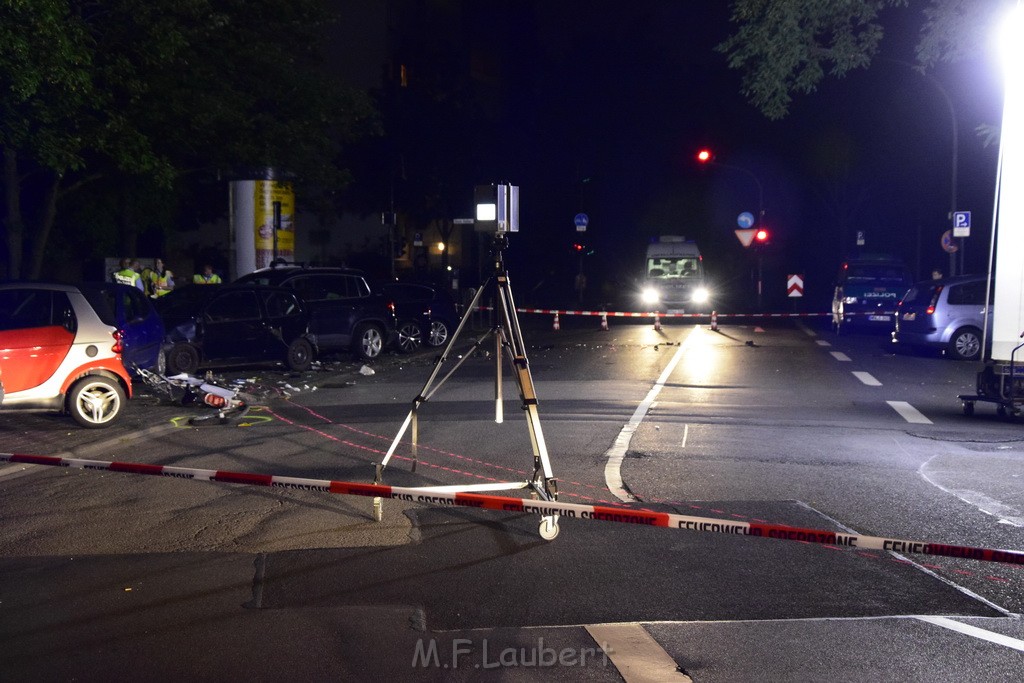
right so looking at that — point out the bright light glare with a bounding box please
[999,5,1024,71]
[692,287,710,304]
[476,202,496,221]
[992,2,1024,361]
[641,288,660,305]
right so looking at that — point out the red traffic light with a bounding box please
[573,243,584,252]
[754,228,769,243]
[696,148,713,163]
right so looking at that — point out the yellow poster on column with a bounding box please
[254,180,295,269]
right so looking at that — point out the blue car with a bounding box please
[78,282,166,373]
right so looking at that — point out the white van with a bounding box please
[639,236,710,312]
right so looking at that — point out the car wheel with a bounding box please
[948,327,982,361]
[355,323,385,360]
[67,375,125,428]
[167,343,200,375]
[427,319,450,347]
[396,320,423,353]
[286,338,313,371]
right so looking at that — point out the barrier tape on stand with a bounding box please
[3,452,1022,567]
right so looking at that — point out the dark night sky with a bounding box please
[341,1,1004,309]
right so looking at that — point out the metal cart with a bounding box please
[958,337,1024,418]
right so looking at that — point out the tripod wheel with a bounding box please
[539,515,560,541]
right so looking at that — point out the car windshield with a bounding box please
[647,258,701,279]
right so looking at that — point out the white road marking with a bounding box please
[918,454,1023,527]
[916,616,1024,652]
[604,328,699,502]
[796,322,817,337]
[815,339,831,347]
[830,351,852,361]
[680,424,689,449]
[797,500,1013,617]
[886,400,932,424]
[585,623,692,683]
[852,371,882,386]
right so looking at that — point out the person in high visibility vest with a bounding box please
[112,257,143,290]
[146,258,175,297]
[193,264,222,285]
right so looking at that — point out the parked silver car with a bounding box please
[892,274,992,360]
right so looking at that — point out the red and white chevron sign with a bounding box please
[787,274,804,298]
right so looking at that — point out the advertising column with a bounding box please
[230,170,296,278]
[254,179,295,270]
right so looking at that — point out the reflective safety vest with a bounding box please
[149,269,174,297]
[113,268,141,289]
[193,273,222,285]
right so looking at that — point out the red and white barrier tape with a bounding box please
[3,452,1022,567]
[476,306,830,319]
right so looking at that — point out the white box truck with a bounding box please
[639,236,711,312]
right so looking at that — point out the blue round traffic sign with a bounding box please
[737,212,755,228]
[574,213,589,228]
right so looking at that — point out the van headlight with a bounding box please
[641,288,660,305]
[692,287,710,304]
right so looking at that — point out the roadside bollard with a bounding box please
[600,311,608,331]
[710,310,718,332]
[654,311,661,331]
[553,312,560,331]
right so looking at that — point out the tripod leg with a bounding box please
[496,271,557,501]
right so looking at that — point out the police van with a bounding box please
[831,256,913,332]
[639,236,711,313]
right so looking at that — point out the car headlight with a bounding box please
[641,288,660,305]
[842,296,858,304]
[692,287,710,304]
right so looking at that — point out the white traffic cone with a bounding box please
[553,312,560,331]
[654,311,661,331]
[710,310,718,332]
[600,312,608,331]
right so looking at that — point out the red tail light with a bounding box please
[112,329,124,354]
[926,286,943,315]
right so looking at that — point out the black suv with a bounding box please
[155,285,315,374]
[233,265,396,360]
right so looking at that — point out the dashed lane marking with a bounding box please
[815,340,831,347]
[830,351,852,361]
[852,371,882,386]
[886,400,933,425]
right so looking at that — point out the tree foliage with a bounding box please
[0,0,375,279]
[719,0,1010,120]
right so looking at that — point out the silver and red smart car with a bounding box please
[0,282,133,428]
